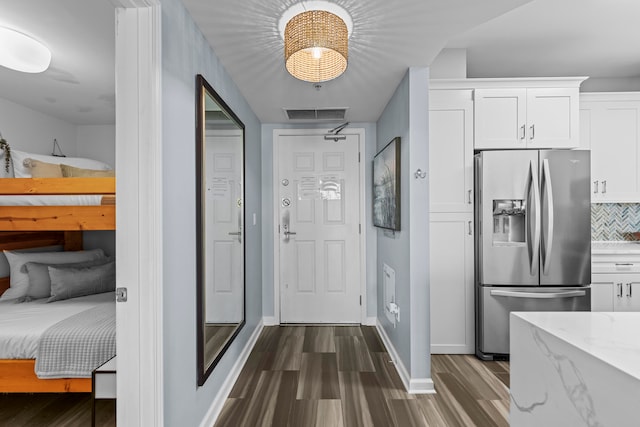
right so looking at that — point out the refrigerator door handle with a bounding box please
[541,159,554,275]
[490,289,586,299]
[526,159,541,276]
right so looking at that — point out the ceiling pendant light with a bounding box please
[284,9,348,83]
[0,27,51,74]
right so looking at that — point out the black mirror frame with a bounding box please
[195,74,246,387]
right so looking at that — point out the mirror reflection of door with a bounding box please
[204,130,243,368]
[196,74,245,386]
[205,130,244,323]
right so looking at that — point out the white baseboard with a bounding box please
[263,316,279,326]
[375,319,436,394]
[199,320,264,427]
[363,316,377,326]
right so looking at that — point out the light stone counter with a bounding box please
[592,241,640,255]
[510,311,640,427]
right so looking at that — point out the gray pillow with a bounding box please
[23,257,114,300]
[1,248,106,301]
[47,261,116,303]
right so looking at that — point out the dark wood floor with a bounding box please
[0,393,115,427]
[0,326,509,426]
[214,325,510,427]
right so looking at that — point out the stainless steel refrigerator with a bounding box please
[475,149,591,360]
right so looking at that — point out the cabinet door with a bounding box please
[590,275,615,311]
[616,279,640,312]
[474,88,526,149]
[587,101,640,202]
[429,90,473,213]
[429,213,474,354]
[527,88,579,149]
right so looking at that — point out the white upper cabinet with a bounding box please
[475,86,580,149]
[429,89,474,213]
[580,92,640,203]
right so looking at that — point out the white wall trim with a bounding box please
[115,2,163,426]
[263,316,279,326]
[272,128,367,324]
[363,317,377,326]
[376,320,435,394]
[199,321,264,427]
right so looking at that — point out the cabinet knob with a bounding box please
[530,124,535,140]
[520,124,526,140]
[602,180,607,194]
[593,180,599,194]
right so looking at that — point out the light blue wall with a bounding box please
[260,122,378,319]
[160,0,262,425]
[376,68,430,380]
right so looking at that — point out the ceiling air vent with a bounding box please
[284,107,348,121]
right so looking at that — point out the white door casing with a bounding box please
[205,132,244,323]
[273,129,366,324]
[114,1,163,426]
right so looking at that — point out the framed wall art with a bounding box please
[373,137,400,231]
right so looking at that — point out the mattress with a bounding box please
[0,291,114,359]
[0,195,103,206]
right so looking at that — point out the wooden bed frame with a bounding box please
[0,177,115,393]
[0,177,115,231]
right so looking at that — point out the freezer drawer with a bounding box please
[477,286,591,359]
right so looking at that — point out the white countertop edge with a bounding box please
[512,311,640,381]
[592,241,640,254]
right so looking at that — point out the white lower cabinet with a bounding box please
[591,273,640,312]
[429,213,474,354]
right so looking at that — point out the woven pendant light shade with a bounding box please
[284,10,348,83]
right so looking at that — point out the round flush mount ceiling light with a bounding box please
[279,1,353,83]
[0,27,51,73]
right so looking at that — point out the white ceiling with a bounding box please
[446,0,640,80]
[1,0,638,126]
[0,0,115,126]
[182,0,533,123]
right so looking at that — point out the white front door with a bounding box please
[205,131,244,323]
[277,133,361,323]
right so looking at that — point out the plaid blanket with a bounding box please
[35,302,115,378]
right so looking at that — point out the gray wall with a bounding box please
[375,68,431,380]
[160,0,262,425]
[260,122,378,320]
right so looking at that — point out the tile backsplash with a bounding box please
[591,203,640,241]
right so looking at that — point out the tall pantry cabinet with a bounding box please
[428,89,475,354]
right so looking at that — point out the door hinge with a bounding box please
[116,287,128,302]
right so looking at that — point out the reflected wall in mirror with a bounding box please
[196,74,245,386]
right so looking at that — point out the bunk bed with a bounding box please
[0,177,115,392]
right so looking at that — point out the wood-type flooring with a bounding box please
[0,325,509,426]
[214,325,510,427]
[0,393,115,427]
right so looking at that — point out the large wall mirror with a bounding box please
[196,74,245,386]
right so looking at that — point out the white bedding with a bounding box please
[0,291,114,359]
[0,195,103,206]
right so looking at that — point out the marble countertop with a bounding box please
[512,311,640,381]
[592,241,640,255]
